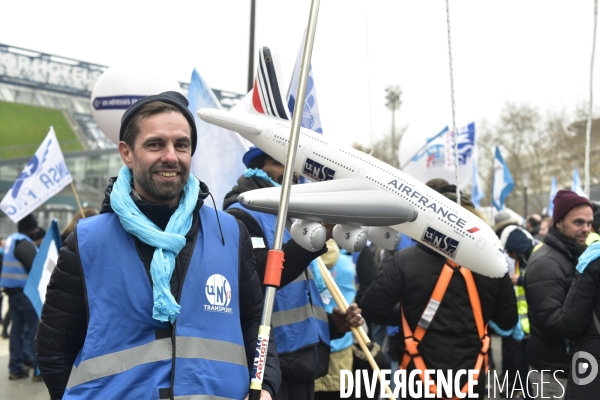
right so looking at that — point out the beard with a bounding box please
[133,164,189,203]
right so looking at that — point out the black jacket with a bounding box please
[35,177,281,399]
[223,174,339,381]
[525,226,586,375]
[562,254,600,399]
[359,243,517,395]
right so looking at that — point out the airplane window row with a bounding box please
[300,130,327,145]
[312,152,353,172]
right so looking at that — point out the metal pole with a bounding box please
[248,0,321,397]
[585,0,598,198]
[524,186,528,218]
[391,107,396,166]
[247,0,256,92]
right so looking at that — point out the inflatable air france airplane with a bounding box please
[198,47,507,278]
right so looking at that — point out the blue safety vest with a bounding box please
[228,203,330,354]
[0,232,36,289]
[324,250,356,353]
[64,208,249,400]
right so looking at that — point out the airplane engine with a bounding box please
[366,226,402,251]
[333,224,368,253]
[290,220,327,252]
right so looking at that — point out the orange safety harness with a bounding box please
[400,260,490,399]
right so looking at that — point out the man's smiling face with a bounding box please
[119,110,192,207]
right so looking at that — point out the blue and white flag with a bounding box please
[287,31,323,134]
[492,146,514,211]
[23,219,61,317]
[0,127,72,223]
[400,122,476,189]
[471,156,484,208]
[188,69,252,209]
[572,167,587,198]
[548,176,557,216]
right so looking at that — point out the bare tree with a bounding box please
[478,102,597,214]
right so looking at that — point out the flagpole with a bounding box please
[248,0,321,398]
[316,258,396,400]
[70,181,85,216]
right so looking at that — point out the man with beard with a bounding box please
[525,190,594,399]
[223,147,364,400]
[35,92,280,400]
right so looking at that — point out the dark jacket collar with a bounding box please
[543,226,587,260]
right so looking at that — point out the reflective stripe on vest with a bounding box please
[0,232,35,288]
[65,209,248,400]
[228,203,330,354]
[67,337,246,389]
[400,260,490,400]
[514,261,530,334]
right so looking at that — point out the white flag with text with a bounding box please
[0,127,72,223]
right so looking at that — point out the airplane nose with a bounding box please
[197,108,212,123]
[197,108,262,136]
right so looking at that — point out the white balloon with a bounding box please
[91,66,181,145]
[290,220,326,252]
[332,224,367,253]
[366,226,402,251]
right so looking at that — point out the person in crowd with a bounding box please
[496,225,538,398]
[535,215,553,241]
[60,207,99,242]
[359,191,518,399]
[525,214,542,238]
[560,200,600,400]
[32,227,46,247]
[0,214,41,381]
[492,211,528,397]
[223,146,363,400]
[36,91,281,400]
[525,190,594,399]
[0,237,4,327]
[314,239,357,400]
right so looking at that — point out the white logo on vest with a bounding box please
[204,274,233,314]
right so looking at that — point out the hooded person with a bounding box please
[36,92,281,400]
[525,190,594,399]
[0,213,41,381]
[223,146,364,400]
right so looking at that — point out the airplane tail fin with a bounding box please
[250,47,290,120]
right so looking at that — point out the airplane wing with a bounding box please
[237,178,417,226]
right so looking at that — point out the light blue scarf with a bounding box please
[488,318,525,342]
[245,168,281,187]
[576,240,600,273]
[110,166,200,324]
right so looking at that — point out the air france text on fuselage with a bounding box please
[387,179,466,229]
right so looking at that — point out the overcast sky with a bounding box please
[2,0,599,148]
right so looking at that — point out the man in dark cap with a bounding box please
[0,213,41,381]
[36,92,281,399]
[525,190,594,398]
